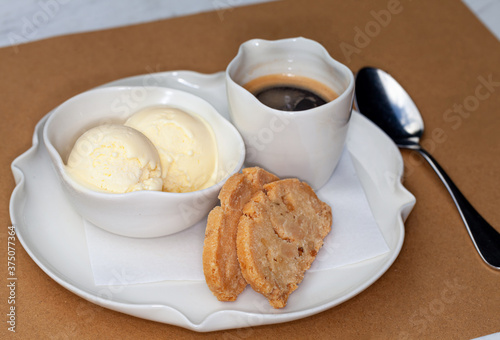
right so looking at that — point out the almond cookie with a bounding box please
[237,178,332,308]
[203,167,279,301]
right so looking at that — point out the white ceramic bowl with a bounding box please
[43,86,245,238]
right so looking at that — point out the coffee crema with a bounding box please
[243,74,338,111]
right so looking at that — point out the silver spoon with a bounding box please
[354,66,500,270]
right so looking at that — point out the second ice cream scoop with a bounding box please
[125,106,218,193]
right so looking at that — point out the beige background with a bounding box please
[1,0,499,338]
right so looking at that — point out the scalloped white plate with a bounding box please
[10,71,415,332]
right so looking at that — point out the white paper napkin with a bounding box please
[85,149,389,286]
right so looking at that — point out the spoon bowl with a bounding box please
[355,67,423,147]
[354,66,500,270]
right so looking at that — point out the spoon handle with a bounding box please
[416,147,500,270]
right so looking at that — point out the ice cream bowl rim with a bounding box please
[43,85,246,238]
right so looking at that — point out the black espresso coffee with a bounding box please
[243,74,338,111]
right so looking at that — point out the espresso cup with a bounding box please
[226,37,355,189]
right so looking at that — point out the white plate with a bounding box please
[10,71,415,332]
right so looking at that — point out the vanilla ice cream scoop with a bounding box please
[66,124,163,193]
[125,107,218,193]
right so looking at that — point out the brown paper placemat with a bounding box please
[1,0,499,338]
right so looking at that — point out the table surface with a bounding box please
[1,0,500,47]
[1,0,500,339]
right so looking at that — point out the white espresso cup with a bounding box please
[226,37,355,189]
